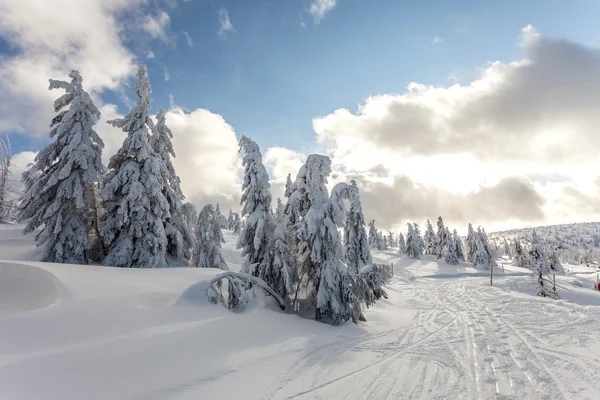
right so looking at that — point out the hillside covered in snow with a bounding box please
[2,222,600,399]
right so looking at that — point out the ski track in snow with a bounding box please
[261,259,600,400]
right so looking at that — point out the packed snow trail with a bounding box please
[2,225,600,399]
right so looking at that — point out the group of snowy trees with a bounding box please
[368,217,495,269]
[17,66,228,269]
[0,135,16,223]
[235,139,391,325]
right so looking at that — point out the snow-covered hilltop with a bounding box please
[489,222,600,265]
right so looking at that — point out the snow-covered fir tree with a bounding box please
[343,180,372,274]
[405,223,424,258]
[444,227,459,264]
[398,232,406,254]
[232,213,241,234]
[478,227,497,267]
[100,65,169,268]
[387,231,396,248]
[548,248,564,274]
[215,203,228,229]
[472,230,490,269]
[466,223,476,263]
[182,202,198,233]
[267,198,296,299]
[423,219,437,255]
[284,173,294,198]
[227,209,234,230]
[502,238,512,257]
[453,229,464,260]
[19,70,105,264]
[193,204,228,269]
[530,230,553,297]
[152,107,193,262]
[368,220,379,249]
[513,239,528,268]
[236,136,274,279]
[378,230,388,250]
[435,216,449,259]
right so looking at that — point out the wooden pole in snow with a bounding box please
[490,260,493,286]
[391,262,394,275]
[553,274,557,299]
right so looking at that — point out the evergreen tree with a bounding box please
[193,205,228,269]
[405,223,423,258]
[513,239,528,268]
[398,232,406,254]
[344,180,372,274]
[19,70,105,263]
[530,230,553,297]
[237,136,273,278]
[435,216,448,259]
[423,219,437,255]
[152,107,193,262]
[503,238,512,257]
[182,202,198,234]
[478,227,497,267]
[232,213,241,234]
[472,231,490,269]
[227,209,234,230]
[453,229,464,260]
[466,223,476,263]
[214,203,228,229]
[378,230,388,250]
[101,66,169,268]
[387,231,396,248]
[368,220,379,248]
[444,227,459,264]
[284,173,294,198]
[548,248,564,274]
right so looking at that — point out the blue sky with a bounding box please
[4,0,600,155]
[2,0,600,231]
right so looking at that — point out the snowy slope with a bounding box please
[2,224,600,399]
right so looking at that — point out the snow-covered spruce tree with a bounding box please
[274,198,284,221]
[472,231,490,269]
[398,232,406,254]
[503,238,512,257]
[284,173,294,198]
[193,204,228,269]
[478,227,497,267]
[304,178,362,324]
[405,223,424,258]
[530,230,553,297]
[435,216,448,259]
[19,70,105,263]
[466,223,476,263]
[453,229,464,261]
[100,65,169,268]
[215,203,228,229]
[368,220,379,249]
[227,209,234,230]
[182,202,198,234]
[268,199,296,299]
[513,239,529,268]
[423,219,437,255]
[343,180,372,275]
[232,213,241,234]
[0,135,14,223]
[444,227,459,264]
[152,107,193,262]
[548,248,564,274]
[387,231,396,248]
[236,136,276,281]
[378,230,388,250]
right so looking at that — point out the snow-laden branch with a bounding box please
[207,271,286,311]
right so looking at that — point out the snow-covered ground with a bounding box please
[2,224,600,399]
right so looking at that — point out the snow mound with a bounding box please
[176,280,213,306]
[0,262,63,315]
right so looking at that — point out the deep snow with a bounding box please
[2,224,600,399]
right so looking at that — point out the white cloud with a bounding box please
[182,30,193,47]
[218,8,235,38]
[163,65,171,81]
[432,36,443,44]
[300,13,306,28]
[142,11,171,42]
[0,0,145,136]
[309,0,337,23]
[147,50,155,59]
